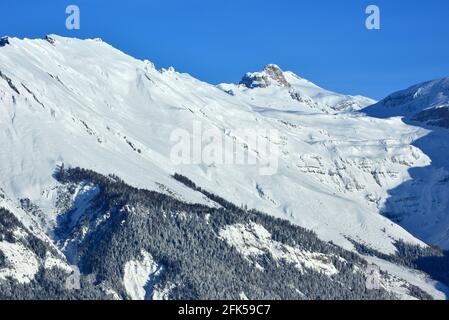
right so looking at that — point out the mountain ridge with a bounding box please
[364,77,449,128]
[0,35,430,253]
[1,35,449,299]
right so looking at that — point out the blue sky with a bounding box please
[1,0,449,99]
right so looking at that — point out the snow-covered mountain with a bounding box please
[363,78,449,249]
[0,35,449,300]
[219,64,375,113]
[365,78,449,126]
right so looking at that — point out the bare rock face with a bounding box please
[0,37,9,47]
[239,64,291,89]
[45,35,56,45]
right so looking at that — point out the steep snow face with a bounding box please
[123,250,163,300]
[363,79,449,248]
[0,35,430,256]
[219,64,375,113]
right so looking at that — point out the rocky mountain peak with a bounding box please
[239,64,291,89]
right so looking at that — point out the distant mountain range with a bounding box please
[1,35,449,300]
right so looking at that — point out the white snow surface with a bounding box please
[0,34,438,258]
[123,250,162,300]
[0,241,39,284]
[219,222,339,276]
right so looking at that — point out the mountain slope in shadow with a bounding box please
[363,77,449,248]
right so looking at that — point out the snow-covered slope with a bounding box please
[363,79,449,248]
[0,35,429,257]
[0,207,73,285]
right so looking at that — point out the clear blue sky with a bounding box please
[1,0,449,99]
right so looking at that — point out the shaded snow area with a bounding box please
[65,184,100,231]
[219,223,338,276]
[55,182,101,264]
[123,250,163,300]
[364,255,449,300]
[365,78,449,120]
[0,241,39,284]
[363,78,449,249]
